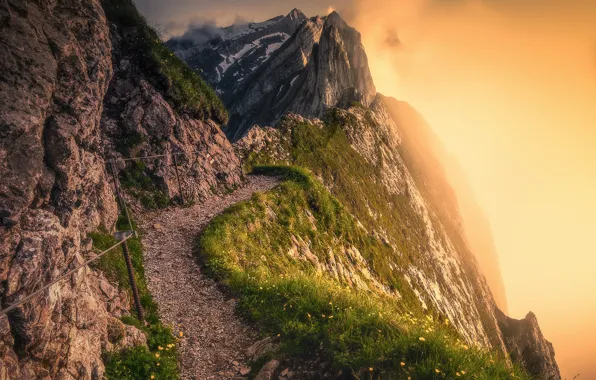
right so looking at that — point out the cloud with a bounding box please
[173,20,225,44]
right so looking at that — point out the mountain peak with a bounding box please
[325,11,347,28]
[287,8,307,21]
[179,7,377,139]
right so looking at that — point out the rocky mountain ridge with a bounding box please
[176,9,560,380]
[167,9,308,104]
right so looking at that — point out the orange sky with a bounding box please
[348,1,596,378]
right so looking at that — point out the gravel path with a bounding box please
[138,175,281,380]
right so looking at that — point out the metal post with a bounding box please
[115,231,144,321]
[110,161,135,234]
[173,154,185,204]
[110,161,125,210]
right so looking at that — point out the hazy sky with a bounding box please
[135,0,337,37]
[136,0,596,378]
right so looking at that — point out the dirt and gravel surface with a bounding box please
[138,175,281,380]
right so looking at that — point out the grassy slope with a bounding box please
[244,110,506,348]
[198,166,529,379]
[101,0,227,123]
[90,216,179,380]
[244,111,443,299]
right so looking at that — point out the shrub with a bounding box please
[119,161,171,210]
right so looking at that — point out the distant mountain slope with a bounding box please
[167,9,307,105]
[380,96,509,312]
[169,11,376,140]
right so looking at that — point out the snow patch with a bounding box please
[265,42,283,58]
[290,75,300,87]
[217,33,290,75]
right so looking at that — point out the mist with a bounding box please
[345,0,596,378]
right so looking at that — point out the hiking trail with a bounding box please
[138,175,280,379]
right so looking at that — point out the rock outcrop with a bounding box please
[0,0,243,377]
[102,6,243,201]
[496,309,561,380]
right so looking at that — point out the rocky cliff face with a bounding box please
[288,12,377,118]
[170,11,377,141]
[496,309,561,380]
[184,10,560,379]
[0,0,242,378]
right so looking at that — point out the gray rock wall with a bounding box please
[0,0,243,377]
[0,0,127,377]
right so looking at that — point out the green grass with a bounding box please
[197,166,529,379]
[90,216,179,380]
[244,114,433,288]
[101,0,227,123]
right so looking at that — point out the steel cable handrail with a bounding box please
[0,233,134,316]
[3,151,195,317]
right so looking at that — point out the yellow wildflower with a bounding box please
[400,362,405,367]
[158,346,163,350]
[369,367,374,372]
[456,372,461,377]
[179,331,184,337]
[435,368,440,373]
[155,353,160,358]
[419,337,425,341]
